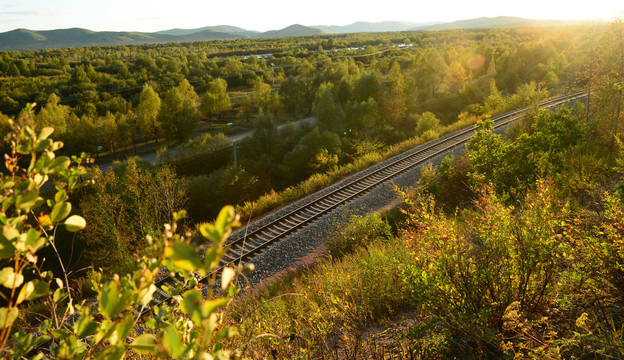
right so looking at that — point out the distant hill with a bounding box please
[0,24,324,51]
[258,24,324,38]
[157,25,259,38]
[411,16,585,31]
[313,21,437,34]
[0,17,591,51]
[0,27,242,51]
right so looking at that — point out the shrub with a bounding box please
[324,213,392,258]
[0,105,246,359]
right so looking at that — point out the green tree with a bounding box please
[253,79,272,114]
[315,83,345,132]
[285,127,342,176]
[381,62,408,130]
[158,81,199,143]
[354,71,382,102]
[414,111,441,137]
[200,78,231,121]
[137,84,161,144]
[34,93,73,137]
[98,112,120,159]
[279,77,306,118]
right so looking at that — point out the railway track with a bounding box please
[144,89,589,312]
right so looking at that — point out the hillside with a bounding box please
[258,24,324,38]
[0,24,325,51]
[156,25,259,37]
[312,21,433,33]
[0,27,241,51]
[411,16,585,30]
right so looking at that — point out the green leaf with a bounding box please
[199,223,220,242]
[54,189,68,204]
[15,188,40,212]
[0,267,24,289]
[34,139,52,152]
[215,326,238,340]
[131,334,157,355]
[50,328,70,340]
[38,127,55,140]
[164,242,203,273]
[0,307,19,329]
[179,290,203,325]
[0,236,16,259]
[203,245,224,271]
[74,315,99,338]
[215,205,236,236]
[162,325,184,357]
[98,282,126,319]
[53,288,68,303]
[64,215,86,232]
[180,290,227,326]
[50,202,71,223]
[47,156,70,173]
[24,228,46,252]
[114,316,133,343]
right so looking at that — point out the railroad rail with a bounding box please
[144,90,589,312]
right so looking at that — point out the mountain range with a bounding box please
[0,16,589,51]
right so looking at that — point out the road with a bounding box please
[97,117,316,173]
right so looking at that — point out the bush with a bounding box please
[324,213,392,258]
[0,106,245,359]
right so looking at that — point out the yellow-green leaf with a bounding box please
[0,267,24,289]
[164,242,202,273]
[64,215,86,232]
[50,202,71,223]
[131,334,157,355]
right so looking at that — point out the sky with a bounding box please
[0,0,623,33]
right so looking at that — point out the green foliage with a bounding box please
[324,213,393,258]
[468,106,587,197]
[413,111,441,137]
[200,78,231,120]
[157,80,199,143]
[1,107,245,359]
[79,160,187,272]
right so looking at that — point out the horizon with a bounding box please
[1,0,622,34]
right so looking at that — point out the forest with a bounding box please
[0,19,622,359]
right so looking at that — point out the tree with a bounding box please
[34,93,73,137]
[253,79,272,114]
[200,78,231,121]
[279,77,306,118]
[99,112,120,159]
[158,81,200,144]
[315,83,345,132]
[381,62,408,130]
[591,18,624,150]
[285,127,342,176]
[354,71,382,102]
[443,61,468,91]
[414,111,441,137]
[137,84,161,144]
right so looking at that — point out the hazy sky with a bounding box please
[1,0,622,33]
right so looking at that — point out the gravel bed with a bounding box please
[227,129,472,287]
